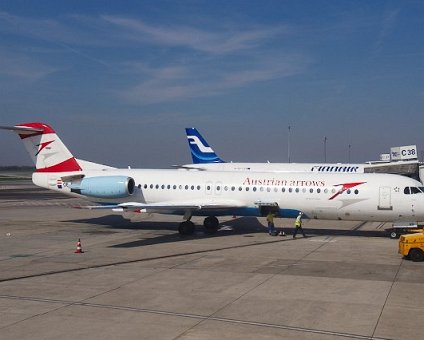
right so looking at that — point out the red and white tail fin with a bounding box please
[1,122,82,173]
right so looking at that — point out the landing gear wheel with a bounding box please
[409,249,424,262]
[390,231,398,239]
[178,221,195,236]
[204,216,219,234]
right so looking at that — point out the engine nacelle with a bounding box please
[70,176,135,199]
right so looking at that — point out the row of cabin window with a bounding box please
[142,183,360,195]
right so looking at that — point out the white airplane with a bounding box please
[2,122,424,236]
[183,127,365,172]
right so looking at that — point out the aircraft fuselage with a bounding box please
[33,169,424,222]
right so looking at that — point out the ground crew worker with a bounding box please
[266,212,276,235]
[293,212,306,238]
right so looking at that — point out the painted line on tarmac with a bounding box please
[351,221,368,231]
[0,294,391,340]
[308,236,336,243]
[376,222,387,230]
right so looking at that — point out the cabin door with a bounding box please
[378,186,392,210]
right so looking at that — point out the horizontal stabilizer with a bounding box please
[0,125,44,133]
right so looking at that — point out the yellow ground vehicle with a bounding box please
[399,233,424,262]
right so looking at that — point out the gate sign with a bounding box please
[390,145,417,161]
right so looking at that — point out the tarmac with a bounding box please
[1,179,424,339]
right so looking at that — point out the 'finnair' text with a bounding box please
[311,165,360,173]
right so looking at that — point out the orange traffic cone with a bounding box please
[74,238,84,254]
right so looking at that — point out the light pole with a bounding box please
[288,125,291,163]
[348,144,351,163]
[324,136,327,162]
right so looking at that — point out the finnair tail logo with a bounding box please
[187,136,214,153]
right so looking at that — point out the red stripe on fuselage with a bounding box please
[329,182,366,200]
[35,158,82,173]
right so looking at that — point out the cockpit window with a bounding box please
[411,187,421,194]
[404,187,423,195]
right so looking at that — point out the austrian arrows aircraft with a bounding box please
[2,122,424,236]
[183,127,365,173]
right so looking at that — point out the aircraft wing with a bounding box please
[77,199,245,212]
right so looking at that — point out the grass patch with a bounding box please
[0,175,32,181]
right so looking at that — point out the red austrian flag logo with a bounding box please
[36,140,54,156]
[329,182,366,200]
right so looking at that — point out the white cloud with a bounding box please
[0,11,80,45]
[0,11,309,103]
[0,11,112,67]
[0,12,287,54]
[0,49,57,81]
[380,9,400,39]
[121,54,311,104]
[101,15,287,54]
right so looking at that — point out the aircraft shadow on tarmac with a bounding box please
[64,216,265,248]
[64,215,390,248]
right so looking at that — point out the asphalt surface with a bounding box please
[0,179,423,340]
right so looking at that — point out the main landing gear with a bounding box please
[178,216,220,236]
[178,220,195,235]
[203,216,219,234]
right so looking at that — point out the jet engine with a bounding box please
[70,176,135,199]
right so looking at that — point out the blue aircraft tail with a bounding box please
[185,128,225,164]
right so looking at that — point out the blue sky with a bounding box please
[1,0,423,167]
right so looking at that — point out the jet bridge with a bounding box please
[364,160,421,182]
